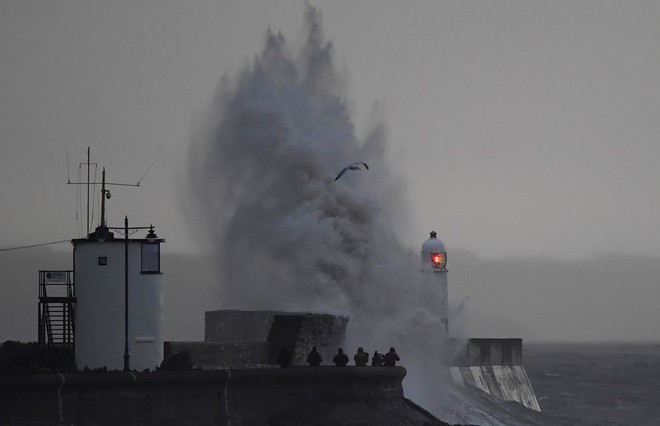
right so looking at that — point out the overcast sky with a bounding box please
[3,1,660,259]
[3,1,660,342]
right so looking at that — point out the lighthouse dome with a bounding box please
[421,231,446,253]
[421,231,447,271]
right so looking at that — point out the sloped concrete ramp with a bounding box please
[449,338,540,412]
[449,365,540,411]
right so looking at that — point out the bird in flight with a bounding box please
[334,162,369,181]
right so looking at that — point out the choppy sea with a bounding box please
[523,342,660,426]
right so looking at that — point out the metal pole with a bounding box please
[123,215,130,372]
[100,168,106,228]
[86,147,90,235]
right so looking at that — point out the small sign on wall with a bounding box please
[44,271,68,284]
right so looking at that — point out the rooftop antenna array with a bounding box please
[67,147,158,236]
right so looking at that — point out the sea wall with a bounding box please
[449,365,541,412]
[0,367,447,426]
[449,338,540,412]
[453,338,523,366]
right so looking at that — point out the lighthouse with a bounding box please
[421,231,448,333]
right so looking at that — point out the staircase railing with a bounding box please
[38,270,75,368]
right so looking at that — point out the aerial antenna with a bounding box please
[67,148,141,237]
[136,152,161,186]
[66,146,71,184]
[71,147,97,236]
[90,165,99,229]
[100,168,110,227]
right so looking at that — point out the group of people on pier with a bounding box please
[276,345,399,367]
[330,347,399,367]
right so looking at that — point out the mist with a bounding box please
[450,250,660,342]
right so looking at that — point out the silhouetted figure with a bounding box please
[332,348,349,366]
[307,346,323,367]
[353,347,369,366]
[371,350,383,366]
[276,345,292,368]
[383,347,400,366]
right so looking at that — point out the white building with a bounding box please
[73,224,164,371]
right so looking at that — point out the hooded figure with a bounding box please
[354,347,369,366]
[383,347,400,367]
[307,346,323,367]
[371,351,383,366]
[332,348,349,366]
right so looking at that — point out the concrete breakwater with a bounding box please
[0,367,449,425]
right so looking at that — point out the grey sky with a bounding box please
[2,1,660,342]
[3,1,660,259]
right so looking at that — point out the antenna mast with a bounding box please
[100,168,107,228]
[87,147,91,235]
[67,148,143,238]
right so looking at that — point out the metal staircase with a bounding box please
[38,270,75,368]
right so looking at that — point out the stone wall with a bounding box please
[164,341,270,369]
[266,312,348,365]
[205,310,276,342]
[170,310,349,368]
[0,367,449,426]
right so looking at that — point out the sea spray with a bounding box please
[189,4,507,424]
[189,5,416,327]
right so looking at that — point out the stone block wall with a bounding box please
[169,310,349,368]
[164,341,270,369]
[267,313,348,365]
[205,310,276,342]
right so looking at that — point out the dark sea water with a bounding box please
[524,342,660,426]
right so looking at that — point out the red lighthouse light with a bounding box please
[431,252,446,270]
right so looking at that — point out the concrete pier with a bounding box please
[0,367,449,425]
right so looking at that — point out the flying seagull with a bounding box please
[334,162,369,181]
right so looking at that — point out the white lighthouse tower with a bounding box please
[72,168,164,371]
[421,231,448,333]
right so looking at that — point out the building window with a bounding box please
[141,243,160,273]
[98,256,107,266]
